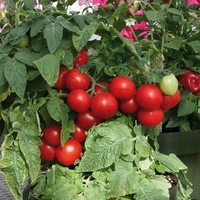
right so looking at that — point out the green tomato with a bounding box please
[54,49,65,59]
[16,34,29,48]
[159,74,178,96]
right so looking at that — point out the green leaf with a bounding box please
[23,0,34,9]
[18,122,41,183]
[106,160,140,198]
[164,36,183,50]
[167,8,182,15]
[178,99,196,117]
[0,59,6,86]
[187,41,200,54]
[0,144,28,200]
[33,54,60,86]
[135,136,151,157]
[72,22,98,51]
[44,22,63,53]
[4,58,27,99]
[56,16,78,33]
[30,17,47,37]
[145,10,165,21]
[78,121,134,172]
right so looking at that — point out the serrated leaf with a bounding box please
[4,58,27,99]
[106,160,139,198]
[145,10,165,21]
[0,144,28,200]
[61,118,74,146]
[33,54,60,86]
[18,123,41,183]
[56,16,78,33]
[164,36,183,50]
[30,17,47,37]
[178,99,196,117]
[44,22,63,53]
[72,22,98,51]
[135,135,151,157]
[78,122,133,172]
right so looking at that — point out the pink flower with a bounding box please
[134,20,149,31]
[121,26,136,41]
[93,0,107,7]
[136,9,143,16]
[187,0,200,5]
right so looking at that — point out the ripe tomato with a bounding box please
[56,139,82,166]
[159,73,178,96]
[39,139,56,162]
[94,82,109,94]
[64,68,90,91]
[54,65,68,90]
[118,95,139,114]
[67,89,91,113]
[72,122,87,143]
[109,76,136,100]
[73,49,88,67]
[135,84,163,111]
[43,124,61,147]
[76,110,102,130]
[160,89,181,112]
[137,108,164,127]
[91,92,118,120]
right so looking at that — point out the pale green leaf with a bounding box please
[33,54,60,86]
[78,122,134,172]
[167,8,182,15]
[145,10,165,21]
[72,22,98,51]
[4,58,27,99]
[44,22,63,53]
[135,135,151,157]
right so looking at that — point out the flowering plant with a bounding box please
[0,0,200,199]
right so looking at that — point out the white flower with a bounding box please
[88,34,102,41]
[125,18,136,26]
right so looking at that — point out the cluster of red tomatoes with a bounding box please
[39,49,181,166]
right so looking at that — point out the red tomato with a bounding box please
[118,95,139,114]
[54,65,68,89]
[94,82,109,94]
[135,84,163,111]
[43,124,61,147]
[160,89,181,112]
[56,139,82,166]
[91,92,118,120]
[137,108,164,127]
[76,110,102,130]
[64,68,90,91]
[67,89,91,113]
[72,122,87,143]
[39,139,56,162]
[73,49,88,67]
[109,76,136,100]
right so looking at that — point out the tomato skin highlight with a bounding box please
[67,89,91,113]
[135,84,163,111]
[118,95,139,114]
[64,68,90,91]
[76,110,102,130]
[56,139,82,166]
[43,124,61,147]
[137,108,164,127]
[91,92,118,120]
[109,76,136,100]
[54,65,68,90]
[160,89,181,112]
[39,139,56,162]
[72,122,87,143]
[73,49,88,67]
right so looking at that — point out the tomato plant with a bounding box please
[67,89,91,113]
[42,123,61,147]
[76,110,102,130]
[135,84,163,111]
[137,108,164,127]
[56,139,82,166]
[94,82,109,94]
[72,122,87,143]
[65,68,90,91]
[160,89,181,112]
[109,76,136,100]
[39,139,56,162]
[118,95,139,114]
[16,34,29,48]
[73,49,88,67]
[91,92,118,120]
[54,65,68,90]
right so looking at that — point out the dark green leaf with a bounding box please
[4,58,27,99]
[164,36,183,50]
[187,41,200,53]
[33,54,60,86]
[30,17,47,37]
[178,99,196,117]
[44,22,63,53]
[0,59,6,86]
[23,0,34,9]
